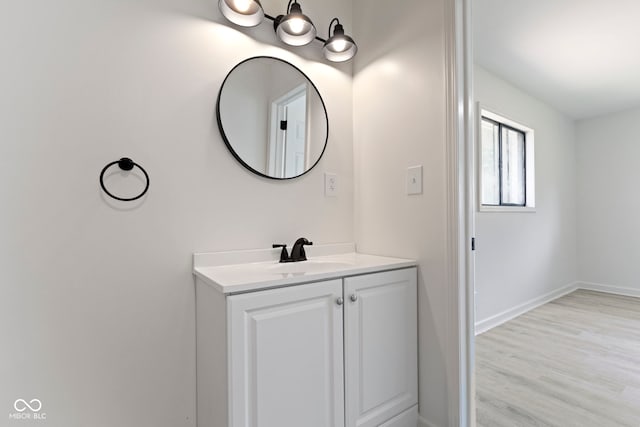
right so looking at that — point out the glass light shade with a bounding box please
[323,24,357,62]
[275,3,316,46]
[219,0,264,27]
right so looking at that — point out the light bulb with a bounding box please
[232,0,252,12]
[331,39,347,52]
[288,17,305,35]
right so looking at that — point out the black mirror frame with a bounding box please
[216,56,329,180]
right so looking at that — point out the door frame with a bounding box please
[267,83,309,177]
[444,0,475,426]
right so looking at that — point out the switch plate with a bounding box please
[407,165,423,195]
[325,173,338,197]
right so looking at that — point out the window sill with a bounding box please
[479,205,536,213]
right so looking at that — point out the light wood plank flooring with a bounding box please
[476,290,640,427]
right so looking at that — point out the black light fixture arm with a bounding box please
[328,17,340,36]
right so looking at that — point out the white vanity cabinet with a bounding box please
[195,251,417,427]
[228,279,346,427]
[344,269,418,427]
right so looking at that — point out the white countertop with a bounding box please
[193,245,416,294]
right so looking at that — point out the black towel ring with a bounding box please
[99,157,150,202]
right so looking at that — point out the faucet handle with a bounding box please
[272,244,289,263]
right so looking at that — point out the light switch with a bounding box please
[407,165,423,195]
[325,173,338,197]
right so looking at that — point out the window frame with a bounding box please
[476,105,536,213]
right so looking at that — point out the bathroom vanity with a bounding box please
[194,244,418,427]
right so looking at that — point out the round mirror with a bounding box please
[217,56,329,180]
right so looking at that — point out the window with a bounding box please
[478,108,535,211]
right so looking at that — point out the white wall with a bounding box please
[353,1,450,426]
[577,107,640,294]
[0,1,353,426]
[474,65,578,326]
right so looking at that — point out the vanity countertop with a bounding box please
[193,244,416,294]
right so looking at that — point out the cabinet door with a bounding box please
[228,280,345,427]
[344,268,418,427]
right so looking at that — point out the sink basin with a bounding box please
[267,260,354,274]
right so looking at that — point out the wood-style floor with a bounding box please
[476,290,640,427]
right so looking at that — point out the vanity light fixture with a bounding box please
[273,0,317,46]
[323,18,357,62]
[218,0,264,27]
[217,0,357,62]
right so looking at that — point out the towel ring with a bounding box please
[99,157,149,202]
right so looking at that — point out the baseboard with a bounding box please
[418,415,440,427]
[577,281,640,298]
[474,282,579,335]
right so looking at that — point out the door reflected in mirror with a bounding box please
[217,56,329,179]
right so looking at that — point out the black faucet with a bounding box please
[290,238,313,262]
[273,238,313,263]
